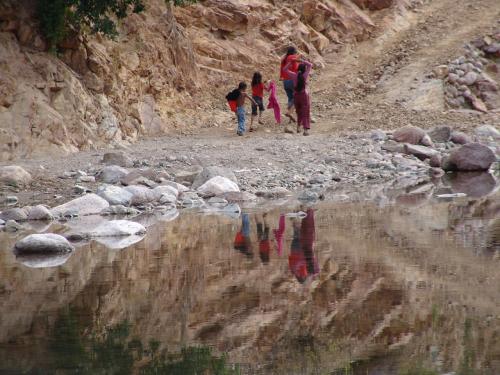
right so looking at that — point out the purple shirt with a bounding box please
[284,60,313,90]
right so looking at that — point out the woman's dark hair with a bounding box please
[295,63,306,92]
[251,72,262,87]
[238,81,247,90]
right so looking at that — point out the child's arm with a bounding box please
[245,93,257,105]
[302,60,313,79]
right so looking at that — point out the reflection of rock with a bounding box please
[446,172,497,198]
[14,233,74,254]
[94,235,145,250]
[15,252,72,268]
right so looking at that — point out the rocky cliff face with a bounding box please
[0,0,399,161]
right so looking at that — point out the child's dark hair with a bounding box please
[295,63,306,92]
[286,46,297,56]
[238,81,247,90]
[251,72,262,87]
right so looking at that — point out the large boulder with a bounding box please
[427,125,451,143]
[51,194,110,217]
[27,205,53,221]
[123,185,159,205]
[98,165,129,184]
[393,125,430,146]
[102,151,134,167]
[97,185,133,206]
[0,166,32,186]
[197,176,240,197]
[192,166,237,189]
[443,143,496,171]
[14,233,74,254]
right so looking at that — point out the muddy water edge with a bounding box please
[0,188,499,374]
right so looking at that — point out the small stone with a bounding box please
[78,175,96,183]
[5,196,18,205]
[27,205,53,221]
[428,125,452,143]
[102,151,134,168]
[98,165,129,184]
[0,208,28,221]
[450,131,471,145]
[0,166,32,187]
[298,190,319,202]
[14,233,73,254]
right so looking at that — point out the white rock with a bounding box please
[51,194,110,217]
[0,166,32,186]
[123,185,159,205]
[82,219,146,237]
[98,165,129,184]
[153,185,179,198]
[192,166,237,189]
[197,176,240,197]
[475,125,500,139]
[161,181,189,193]
[14,233,74,254]
[27,205,54,221]
[97,185,133,206]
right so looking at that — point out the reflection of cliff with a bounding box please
[0,198,499,373]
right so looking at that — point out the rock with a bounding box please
[51,194,110,217]
[221,191,257,202]
[123,185,159,205]
[159,193,177,205]
[475,125,500,139]
[0,219,4,226]
[433,65,449,79]
[0,166,32,186]
[428,125,451,143]
[393,125,427,145]
[352,0,393,11]
[450,131,472,145]
[161,181,189,193]
[207,197,228,206]
[121,168,160,185]
[298,190,319,202]
[446,172,496,198]
[101,205,140,216]
[444,143,496,171]
[78,175,96,183]
[14,233,74,254]
[197,176,240,198]
[174,165,203,185]
[381,140,406,153]
[5,196,18,205]
[0,208,28,221]
[4,220,23,232]
[102,151,134,167]
[471,96,488,113]
[98,165,129,184]
[309,174,328,184]
[255,187,292,199]
[429,154,442,168]
[78,220,146,237]
[153,185,179,198]
[27,205,53,221]
[462,71,478,86]
[192,166,237,190]
[370,129,387,141]
[447,73,459,83]
[97,185,133,206]
[404,144,439,160]
[420,134,434,147]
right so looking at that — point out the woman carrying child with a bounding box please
[284,57,313,136]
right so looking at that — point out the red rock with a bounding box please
[393,125,426,145]
[450,131,472,145]
[352,0,394,11]
[471,96,488,113]
[444,143,496,171]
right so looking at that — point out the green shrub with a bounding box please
[36,0,145,48]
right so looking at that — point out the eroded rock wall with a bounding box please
[0,0,395,160]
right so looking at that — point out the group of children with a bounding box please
[226,46,313,137]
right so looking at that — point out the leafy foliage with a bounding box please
[36,0,145,48]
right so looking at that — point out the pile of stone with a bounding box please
[0,155,259,233]
[378,124,498,177]
[436,31,500,112]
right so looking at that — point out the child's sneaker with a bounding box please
[237,131,244,136]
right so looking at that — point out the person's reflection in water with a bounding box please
[234,213,253,258]
[273,214,286,256]
[289,208,318,283]
[257,213,271,264]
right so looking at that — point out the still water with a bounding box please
[0,191,499,374]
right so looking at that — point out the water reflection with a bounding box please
[0,193,499,374]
